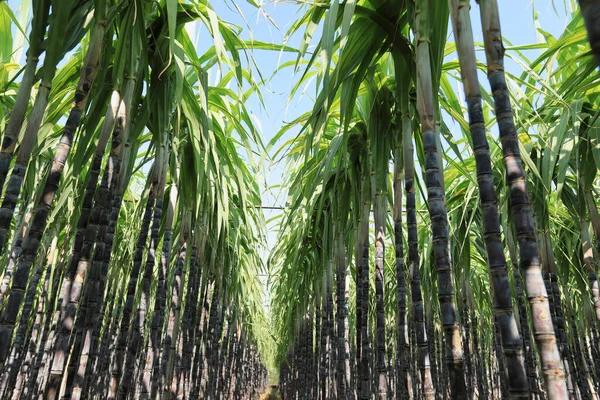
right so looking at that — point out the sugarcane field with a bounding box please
[0,0,599,399]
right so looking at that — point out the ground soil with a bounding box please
[258,385,280,400]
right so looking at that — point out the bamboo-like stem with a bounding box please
[0,206,32,303]
[415,0,467,397]
[448,0,529,397]
[393,139,410,400]
[478,1,568,398]
[140,182,177,398]
[108,178,156,399]
[119,151,168,398]
[334,219,351,399]
[403,109,434,400]
[47,91,120,399]
[359,181,371,400]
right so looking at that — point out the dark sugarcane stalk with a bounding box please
[584,328,599,395]
[588,329,599,392]
[185,246,201,395]
[461,294,472,399]
[0,227,56,396]
[0,206,32,304]
[356,196,371,400]
[217,313,234,399]
[355,209,363,397]
[392,55,418,396]
[563,287,593,399]
[415,0,467,396]
[440,333,448,400]
[478,2,567,397]
[61,298,86,399]
[190,269,210,399]
[315,299,322,399]
[31,232,71,394]
[83,69,140,391]
[119,157,167,398]
[83,212,117,395]
[408,308,416,397]
[403,103,435,399]
[219,312,235,397]
[45,91,121,400]
[300,317,309,399]
[0,13,106,380]
[180,245,198,396]
[549,271,577,399]
[69,247,101,400]
[359,191,371,400]
[540,229,573,396]
[472,313,484,399]
[107,174,157,399]
[120,196,164,397]
[590,327,600,392]
[449,1,529,398]
[206,275,226,399]
[582,332,596,398]
[571,320,591,399]
[334,220,351,399]
[175,325,185,399]
[329,262,339,398]
[190,273,212,399]
[310,306,318,399]
[393,136,410,400]
[11,232,57,399]
[197,260,214,398]
[60,91,120,314]
[426,308,438,400]
[201,266,221,397]
[509,226,541,398]
[372,167,389,399]
[328,258,338,400]
[3,229,57,397]
[83,78,137,394]
[176,239,200,398]
[493,316,508,398]
[320,275,329,400]
[69,95,130,400]
[94,273,124,397]
[477,326,488,399]
[225,326,239,399]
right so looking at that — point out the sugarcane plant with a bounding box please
[0,1,277,399]
[273,1,599,400]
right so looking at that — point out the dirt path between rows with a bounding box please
[258,385,280,400]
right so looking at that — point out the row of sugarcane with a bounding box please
[271,0,600,399]
[278,264,600,399]
[0,0,272,399]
